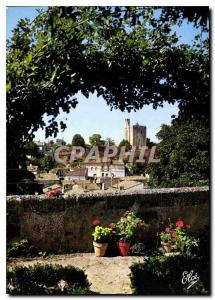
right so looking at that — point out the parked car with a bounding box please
[46,188,62,197]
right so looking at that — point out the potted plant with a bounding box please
[160,229,177,253]
[105,223,119,257]
[159,219,199,255]
[92,225,112,257]
[115,211,145,256]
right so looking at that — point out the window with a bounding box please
[106,173,109,177]
[91,167,93,170]
[102,173,104,177]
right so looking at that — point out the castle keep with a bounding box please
[125,118,146,147]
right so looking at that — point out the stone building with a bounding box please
[124,118,146,147]
[64,168,88,181]
[84,161,125,178]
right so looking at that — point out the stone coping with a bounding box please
[7,186,209,202]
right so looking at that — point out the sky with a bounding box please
[6,6,202,144]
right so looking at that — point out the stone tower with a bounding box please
[125,118,130,143]
[124,119,146,147]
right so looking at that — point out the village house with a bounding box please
[36,172,60,188]
[64,168,88,181]
[84,161,125,178]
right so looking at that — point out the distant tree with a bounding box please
[48,140,54,146]
[39,155,55,172]
[23,141,39,157]
[56,139,66,146]
[89,134,105,146]
[105,137,115,146]
[145,121,209,187]
[146,138,156,148]
[72,134,85,147]
[118,139,131,152]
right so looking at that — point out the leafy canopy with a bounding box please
[7,6,209,167]
[89,134,105,146]
[72,134,85,147]
[146,120,209,187]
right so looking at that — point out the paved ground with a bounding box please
[9,253,146,294]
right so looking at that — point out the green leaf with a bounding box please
[6,81,12,92]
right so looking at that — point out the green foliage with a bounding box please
[115,211,144,242]
[72,134,85,147]
[7,264,90,295]
[39,155,55,172]
[7,7,209,169]
[146,121,209,187]
[105,137,115,146]
[159,7,209,31]
[89,134,105,146]
[128,165,145,175]
[24,141,39,157]
[146,138,156,148]
[118,139,131,151]
[130,243,146,256]
[7,239,40,259]
[192,225,210,259]
[92,226,112,243]
[159,221,199,256]
[130,224,210,295]
[130,255,210,295]
[7,169,43,195]
[7,201,20,239]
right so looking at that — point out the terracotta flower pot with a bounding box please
[93,241,108,257]
[117,241,131,256]
[161,241,177,253]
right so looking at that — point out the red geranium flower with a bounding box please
[171,232,178,238]
[186,224,191,229]
[176,220,184,228]
[165,227,171,233]
[92,218,101,226]
[108,223,116,230]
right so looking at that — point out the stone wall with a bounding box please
[7,187,209,252]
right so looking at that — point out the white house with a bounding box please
[84,162,125,178]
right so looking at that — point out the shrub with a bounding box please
[7,264,91,295]
[130,255,210,295]
[7,169,43,195]
[7,239,40,259]
[192,225,210,258]
[129,243,145,256]
[7,202,20,240]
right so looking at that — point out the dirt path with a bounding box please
[9,253,146,294]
